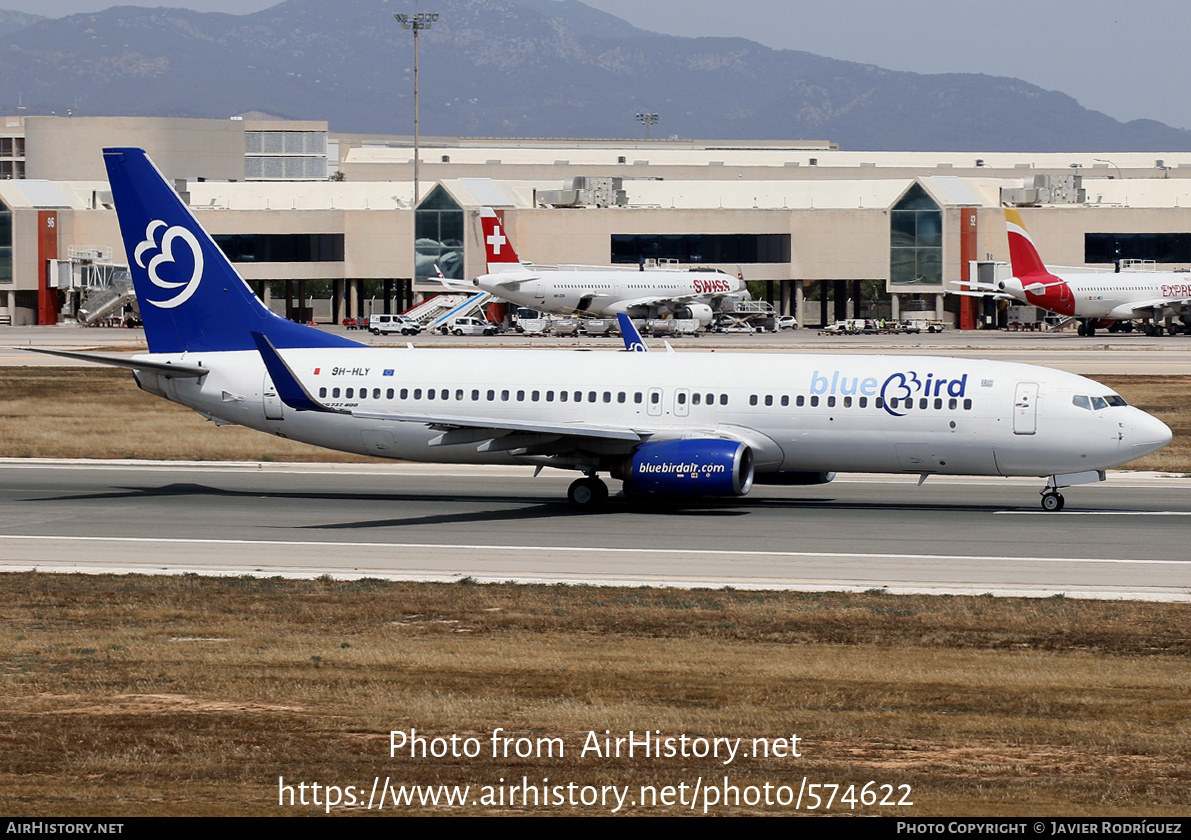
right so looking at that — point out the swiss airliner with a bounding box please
[457,208,746,326]
[30,149,1172,511]
[965,209,1191,336]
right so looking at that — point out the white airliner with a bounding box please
[29,149,1172,512]
[456,208,747,326]
[965,209,1191,336]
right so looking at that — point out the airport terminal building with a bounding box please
[4,114,1191,328]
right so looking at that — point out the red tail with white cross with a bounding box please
[479,207,522,273]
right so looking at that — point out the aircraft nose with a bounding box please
[1131,410,1172,458]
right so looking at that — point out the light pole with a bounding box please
[395,11,438,205]
[1093,158,1122,180]
[636,111,659,140]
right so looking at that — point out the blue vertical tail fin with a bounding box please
[617,313,649,352]
[103,147,362,354]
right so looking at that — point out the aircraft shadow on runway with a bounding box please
[18,482,1052,532]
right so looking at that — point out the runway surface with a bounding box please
[6,323,1191,374]
[1,460,1187,600]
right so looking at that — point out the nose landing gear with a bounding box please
[1039,470,1106,511]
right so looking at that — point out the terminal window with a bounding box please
[890,183,942,287]
[1085,233,1191,264]
[610,233,790,264]
[213,233,344,263]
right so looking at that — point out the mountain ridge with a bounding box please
[0,0,1186,152]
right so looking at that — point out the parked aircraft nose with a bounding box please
[1131,410,1173,459]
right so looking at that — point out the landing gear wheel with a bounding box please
[567,476,608,509]
[1077,323,1087,336]
[1041,491,1065,512]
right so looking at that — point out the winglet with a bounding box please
[617,314,649,352]
[251,331,338,413]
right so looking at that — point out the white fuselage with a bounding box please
[1001,269,1191,321]
[469,267,744,319]
[132,347,1170,480]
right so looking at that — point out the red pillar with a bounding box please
[37,210,59,325]
[959,208,978,330]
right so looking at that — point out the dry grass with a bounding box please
[0,368,373,462]
[2,368,1189,470]
[1,575,1188,816]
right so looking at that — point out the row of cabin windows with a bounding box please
[317,386,730,405]
[312,385,973,412]
[748,393,973,411]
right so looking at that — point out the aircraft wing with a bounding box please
[1126,296,1191,314]
[251,331,659,452]
[606,295,682,312]
[351,408,647,443]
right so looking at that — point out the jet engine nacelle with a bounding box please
[674,303,714,324]
[621,439,754,497]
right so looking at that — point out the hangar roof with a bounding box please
[347,145,1191,173]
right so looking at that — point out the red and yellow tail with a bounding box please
[1004,209,1050,278]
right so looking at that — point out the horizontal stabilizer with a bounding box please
[18,346,210,377]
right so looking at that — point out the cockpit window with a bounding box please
[1074,394,1128,411]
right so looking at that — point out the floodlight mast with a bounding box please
[395,12,439,205]
[636,111,659,140]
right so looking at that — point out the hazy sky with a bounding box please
[6,0,1191,130]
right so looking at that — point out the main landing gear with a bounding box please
[1040,490,1065,512]
[567,475,609,509]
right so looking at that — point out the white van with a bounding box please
[369,314,422,336]
[440,317,497,336]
